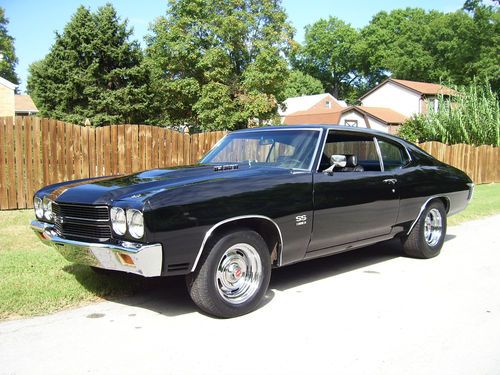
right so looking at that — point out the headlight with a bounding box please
[43,197,53,221]
[127,209,144,239]
[34,197,44,219]
[110,207,126,235]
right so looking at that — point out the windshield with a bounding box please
[200,129,321,170]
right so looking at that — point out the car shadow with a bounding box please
[270,239,403,292]
[64,237,451,318]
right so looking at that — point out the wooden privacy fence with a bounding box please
[418,141,499,185]
[0,116,498,210]
[0,116,226,210]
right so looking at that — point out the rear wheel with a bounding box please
[403,201,447,259]
[186,230,271,318]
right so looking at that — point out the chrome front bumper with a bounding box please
[31,220,163,277]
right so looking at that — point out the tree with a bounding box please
[0,7,19,85]
[461,0,500,91]
[281,70,324,99]
[145,0,293,131]
[358,5,499,91]
[358,8,440,84]
[291,17,360,99]
[27,4,151,126]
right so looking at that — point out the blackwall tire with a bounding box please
[186,230,271,318]
[403,201,447,259]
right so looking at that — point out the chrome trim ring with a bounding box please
[215,243,262,304]
[424,208,443,246]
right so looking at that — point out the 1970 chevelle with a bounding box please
[31,125,473,317]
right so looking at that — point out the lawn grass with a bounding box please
[0,183,498,320]
[0,210,158,320]
[448,183,500,226]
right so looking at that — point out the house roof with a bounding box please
[14,95,39,113]
[347,106,407,125]
[283,107,342,125]
[0,76,17,91]
[279,93,347,117]
[283,105,407,126]
[359,78,457,100]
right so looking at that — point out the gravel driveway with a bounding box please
[1,215,499,375]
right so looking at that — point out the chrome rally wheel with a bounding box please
[216,243,263,304]
[187,230,271,318]
[424,208,443,247]
[402,200,447,259]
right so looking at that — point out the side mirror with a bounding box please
[323,154,347,174]
[331,154,347,168]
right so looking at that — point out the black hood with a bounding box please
[41,164,289,206]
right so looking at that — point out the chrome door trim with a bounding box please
[373,137,385,172]
[190,215,284,272]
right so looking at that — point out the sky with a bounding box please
[1,0,467,93]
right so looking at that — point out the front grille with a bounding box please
[53,203,109,221]
[53,203,111,241]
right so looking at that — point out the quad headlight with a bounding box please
[110,207,144,239]
[43,197,54,221]
[34,197,44,219]
[127,209,144,239]
[110,207,127,236]
[34,196,54,222]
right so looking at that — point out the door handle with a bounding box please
[383,178,397,185]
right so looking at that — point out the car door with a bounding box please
[307,130,400,254]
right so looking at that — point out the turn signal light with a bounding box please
[118,253,135,266]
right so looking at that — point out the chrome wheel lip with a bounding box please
[424,208,443,247]
[215,243,262,305]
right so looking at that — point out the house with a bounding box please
[281,78,456,134]
[0,76,39,117]
[338,106,408,135]
[278,93,347,121]
[284,105,407,134]
[359,78,457,118]
[0,77,16,117]
[14,95,39,116]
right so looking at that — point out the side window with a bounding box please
[319,131,382,172]
[377,139,410,171]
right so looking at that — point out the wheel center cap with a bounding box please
[226,263,243,283]
[234,267,242,279]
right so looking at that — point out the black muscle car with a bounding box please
[31,125,473,317]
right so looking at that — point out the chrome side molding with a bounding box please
[407,195,450,235]
[190,215,284,272]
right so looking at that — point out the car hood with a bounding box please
[43,164,289,206]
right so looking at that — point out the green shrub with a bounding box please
[399,79,499,146]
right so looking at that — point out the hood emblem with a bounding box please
[213,164,239,172]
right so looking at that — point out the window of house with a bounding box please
[324,101,331,109]
[344,119,358,127]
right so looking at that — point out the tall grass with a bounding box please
[399,79,499,146]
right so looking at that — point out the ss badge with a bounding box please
[295,215,307,226]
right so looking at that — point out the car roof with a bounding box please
[233,124,407,143]
[230,125,435,163]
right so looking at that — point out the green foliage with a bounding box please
[358,4,499,92]
[0,7,19,85]
[291,17,360,99]
[27,4,151,126]
[281,70,324,99]
[398,79,499,146]
[145,0,293,131]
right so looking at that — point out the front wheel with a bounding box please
[403,201,447,259]
[186,230,271,318]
